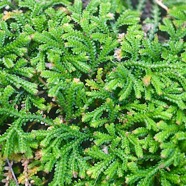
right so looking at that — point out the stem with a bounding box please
[6,159,19,186]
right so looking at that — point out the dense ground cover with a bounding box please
[0,0,186,185]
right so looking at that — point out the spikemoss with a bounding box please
[0,0,186,185]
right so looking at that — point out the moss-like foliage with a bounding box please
[0,0,186,185]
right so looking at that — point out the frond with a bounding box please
[116,10,140,27]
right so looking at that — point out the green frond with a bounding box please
[0,108,53,125]
[0,85,15,107]
[6,73,38,95]
[0,119,37,158]
[87,155,114,179]
[48,153,69,186]
[154,124,178,143]
[94,132,114,146]
[36,125,90,186]
[121,27,143,60]
[140,37,162,61]
[160,18,186,40]
[116,10,140,27]
[169,5,186,26]
[163,93,186,110]
[97,37,118,63]
[0,33,31,57]
[85,146,108,160]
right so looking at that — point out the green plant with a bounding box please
[0,0,186,185]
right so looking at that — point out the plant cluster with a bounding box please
[0,0,186,185]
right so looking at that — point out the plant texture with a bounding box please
[0,0,186,185]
